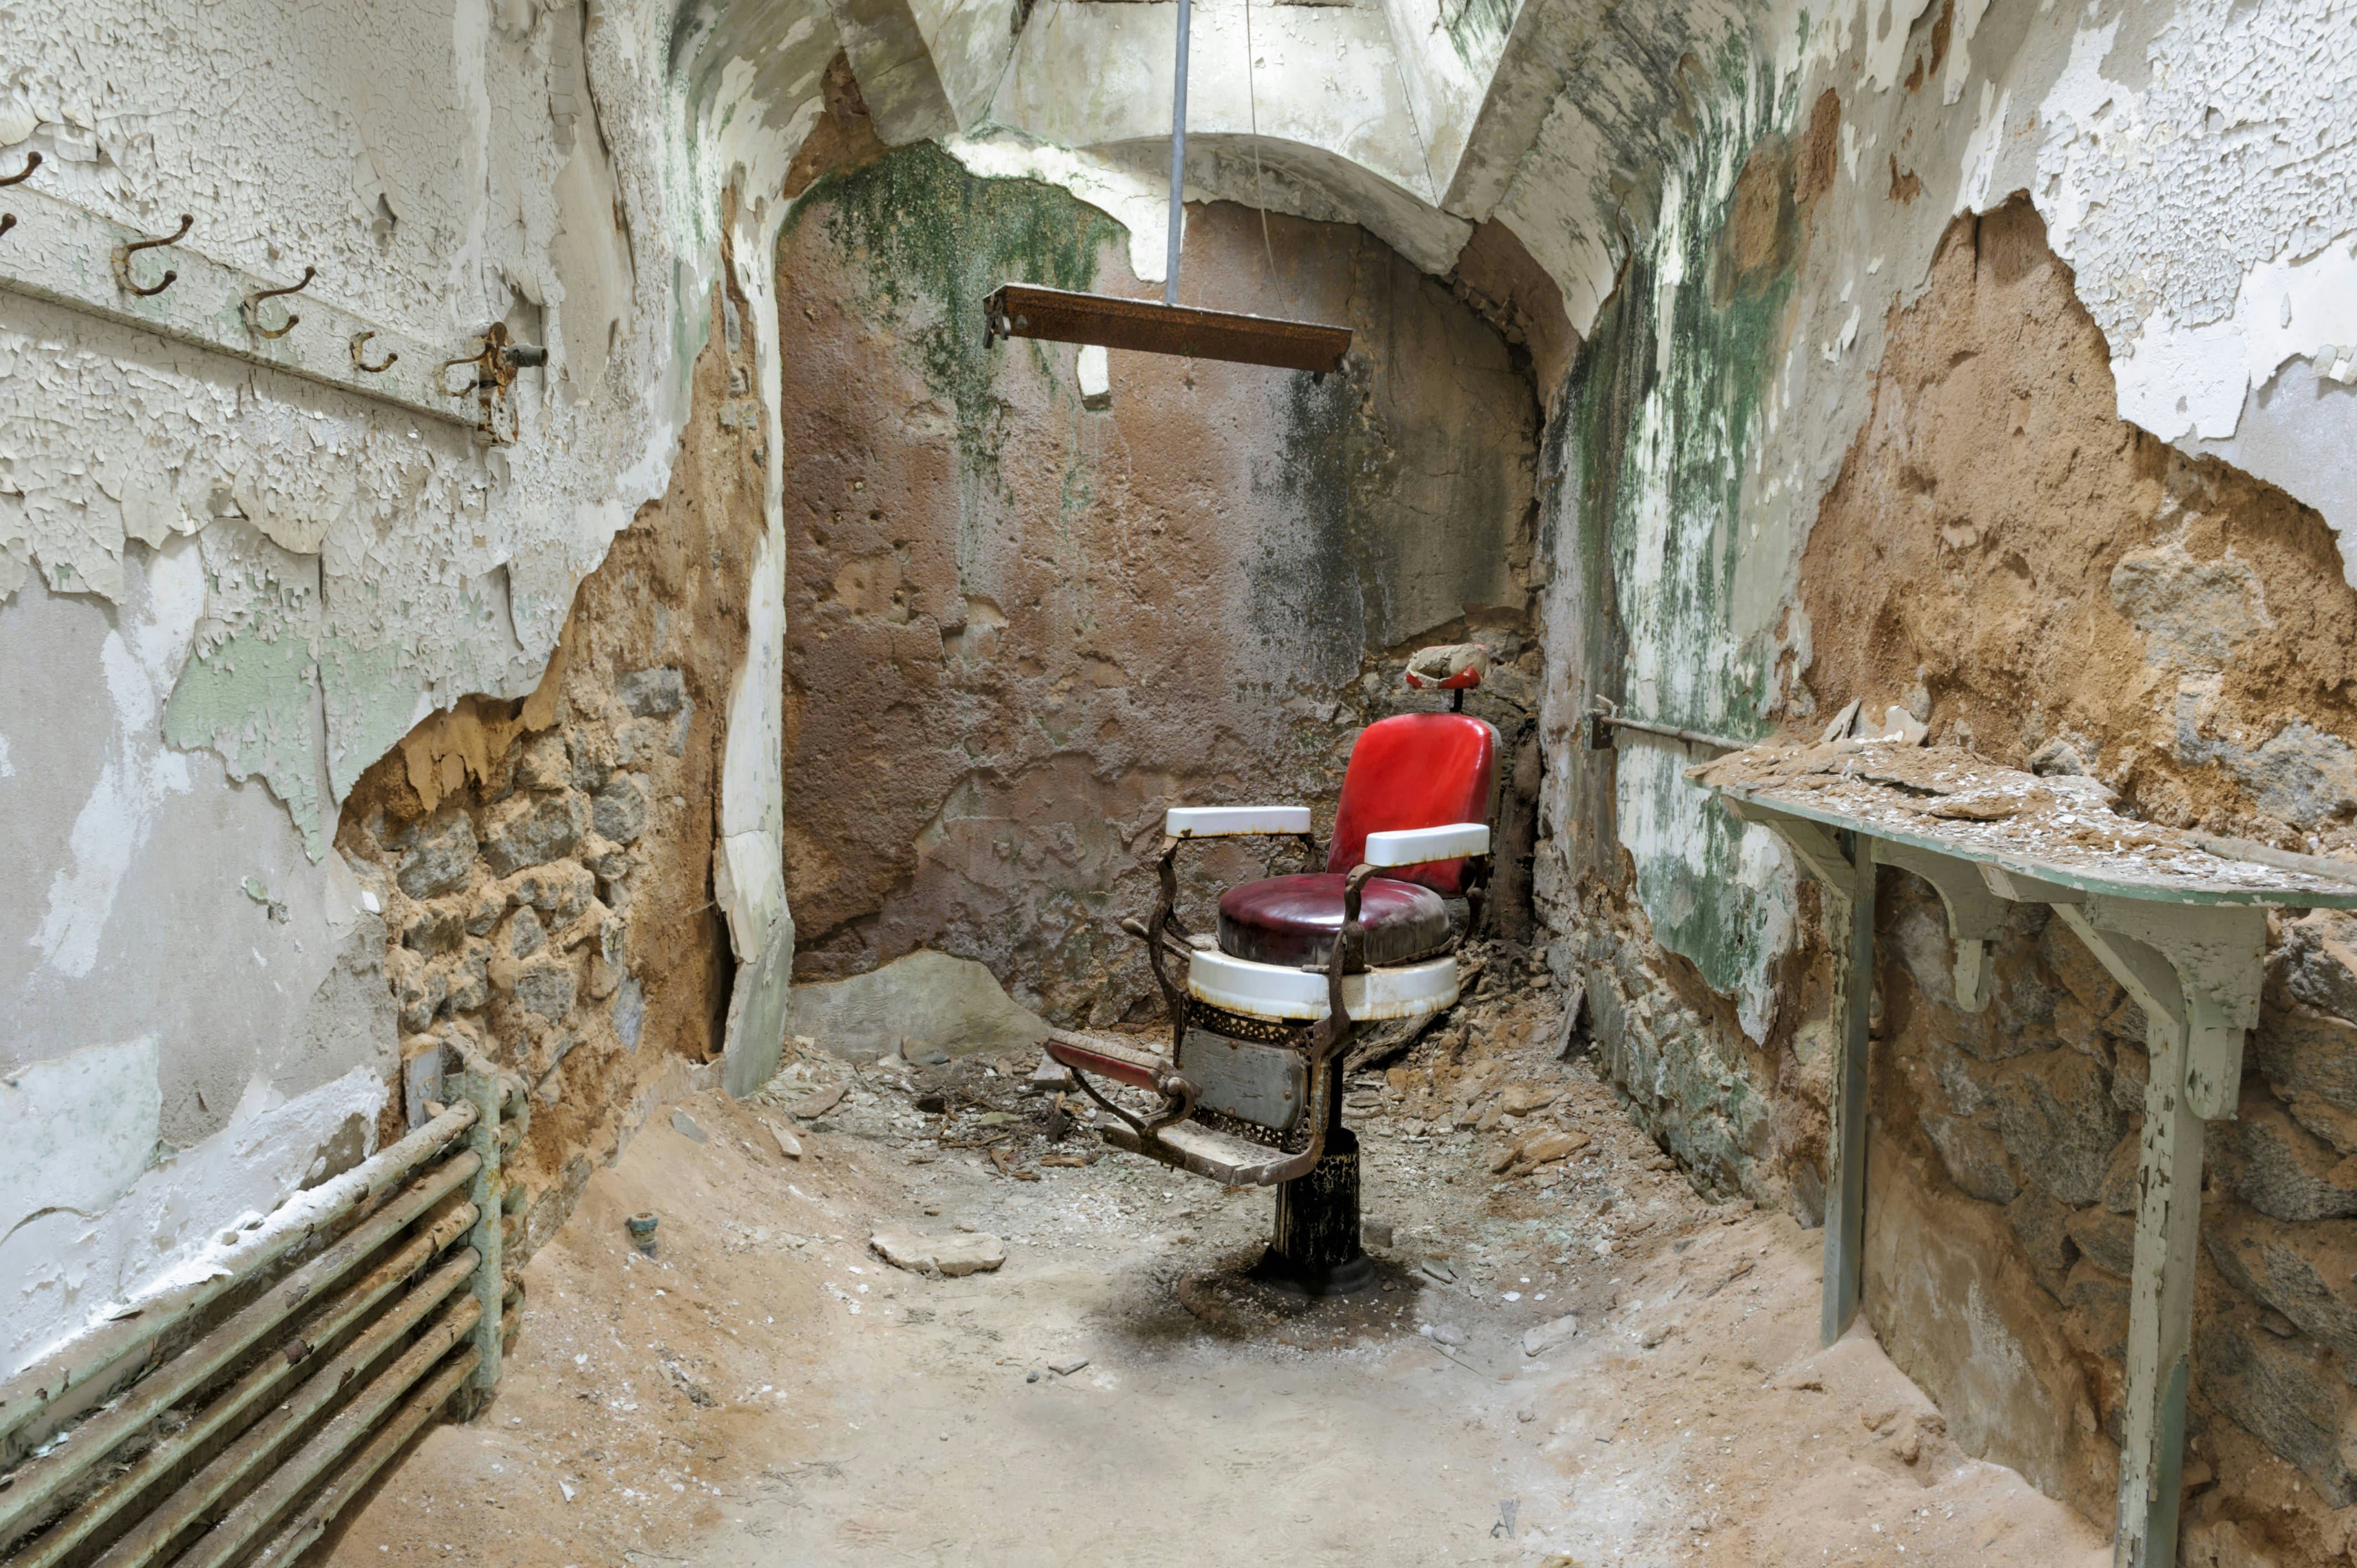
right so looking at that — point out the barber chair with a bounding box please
[1048,644,1498,1293]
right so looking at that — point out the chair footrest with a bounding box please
[1044,1028,1169,1091]
[1100,1118,1316,1187]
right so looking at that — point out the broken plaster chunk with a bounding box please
[1875,706,1929,746]
[2029,738,2091,778]
[870,1226,1007,1278]
[1522,1313,1580,1357]
[1492,1128,1591,1176]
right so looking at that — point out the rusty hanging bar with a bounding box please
[977,0,1350,378]
[984,283,1350,375]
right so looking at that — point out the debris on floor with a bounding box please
[320,953,2109,1567]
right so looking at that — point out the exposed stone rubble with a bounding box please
[332,286,768,1267]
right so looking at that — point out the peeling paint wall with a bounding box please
[0,0,831,1379]
[1514,0,2357,1554]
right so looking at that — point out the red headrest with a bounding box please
[1327,712,1497,897]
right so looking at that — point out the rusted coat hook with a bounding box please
[349,331,398,373]
[244,265,316,339]
[0,149,35,235]
[113,212,192,297]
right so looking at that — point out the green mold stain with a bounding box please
[1443,0,1519,69]
[787,143,1124,561]
[1558,36,1804,1007]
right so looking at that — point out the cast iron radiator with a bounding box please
[0,1051,525,1567]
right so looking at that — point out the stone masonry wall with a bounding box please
[1545,195,2357,1563]
[333,278,765,1263]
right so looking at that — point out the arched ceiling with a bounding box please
[673,0,1772,339]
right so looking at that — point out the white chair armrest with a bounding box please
[1362,822,1490,867]
[1166,806,1314,838]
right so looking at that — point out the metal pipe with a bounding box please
[1162,0,1190,305]
[455,1065,506,1404]
[245,1347,482,1568]
[1588,709,1749,754]
[88,1251,480,1568]
[164,1293,484,1568]
[2184,831,2357,890]
[0,1151,480,1551]
[8,1198,480,1568]
[0,1102,478,1456]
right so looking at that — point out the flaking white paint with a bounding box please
[1,1058,384,1380]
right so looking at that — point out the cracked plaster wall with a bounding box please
[0,0,841,1379]
[1512,0,2357,1550]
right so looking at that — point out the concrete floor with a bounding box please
[320,1006,2110,1568]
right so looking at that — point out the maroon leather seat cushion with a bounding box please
[1216,873,1451,970]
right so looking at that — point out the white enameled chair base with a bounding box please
[1186,948,1459,1022]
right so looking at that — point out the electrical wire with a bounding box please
[1388,42,1440,204]
[1243,0,1294,317]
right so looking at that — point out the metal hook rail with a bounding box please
[0,151,35,242]
[0,184,470,426]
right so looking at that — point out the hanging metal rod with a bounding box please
[1165,0,1190,306]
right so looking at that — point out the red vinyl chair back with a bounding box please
[1326,713,1497,897]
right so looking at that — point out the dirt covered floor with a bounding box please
[320,960,2106,1567]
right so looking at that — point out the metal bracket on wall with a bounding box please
[0,180,470,427]
[1711,763,2340,1568]
[1875,842,2008,1012]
